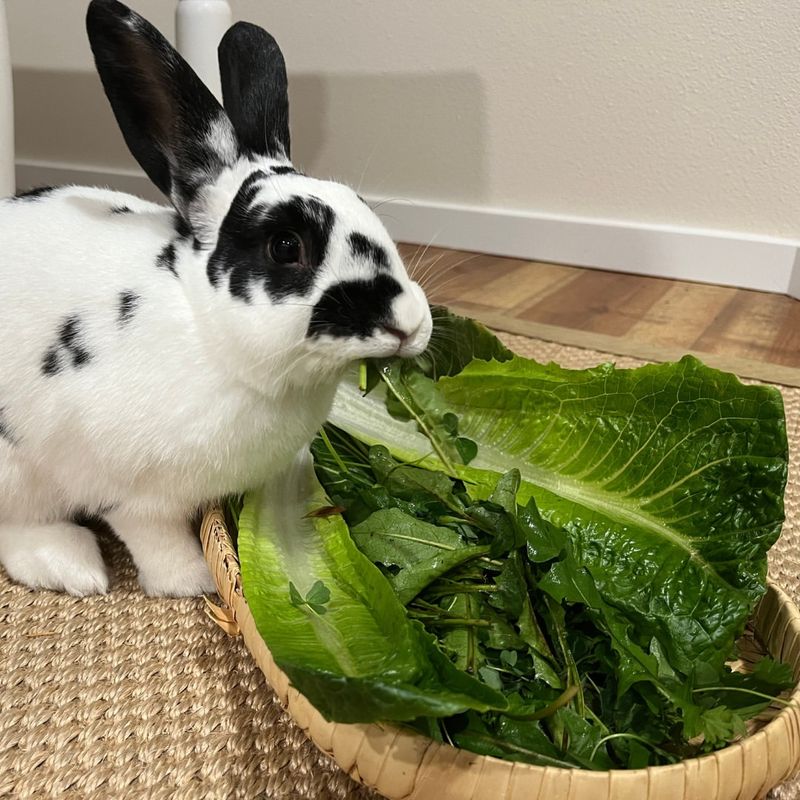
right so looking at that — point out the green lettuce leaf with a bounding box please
[440,355,787,673]
[329,328,787,677]
[240,309,788,756]
[238,449,506,723]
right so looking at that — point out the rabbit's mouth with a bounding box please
[382,323,431,360]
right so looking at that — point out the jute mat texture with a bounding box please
[1,331,799,800]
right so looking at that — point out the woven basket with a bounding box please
[200,507,800,800]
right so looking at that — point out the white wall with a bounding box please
[8,0,800,239]
[6,1,800,293]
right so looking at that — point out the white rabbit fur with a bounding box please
[0,1,432,596]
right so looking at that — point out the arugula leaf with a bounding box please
[351,508,489,603]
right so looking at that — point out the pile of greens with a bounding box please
[236,308,794,770]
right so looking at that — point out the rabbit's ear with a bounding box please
[86,0,237,214]
[218,22,290,160]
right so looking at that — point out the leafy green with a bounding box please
[423,305,515,377]
[352,508,466,563]
[289,579,332,615]
[238,450,506,723]
[441,355,786,672]
[238,307,793,768]
[330,343,787,676]
[351,508,489,603]
[379,360,478,470]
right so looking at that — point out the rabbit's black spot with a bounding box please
[111,204,132,214]
[42,316,92,377]
[207,172,323,298]
[271,165,296,175]
[206,171,254,286]
[0,408,17,446]
[156,242,178,276]
[205,169,269,295]
[349,232,390,271]
[308,275,402,339]
[357,194,369,206]
[41,348,62,376]
[301,197,336,258]
[13,186,55,201]
[73,504,116,526]
[228,269,254,302]
[72,348,91,367]
[117,291,140,326]
[227,170,269,222]
[59,317,81,349]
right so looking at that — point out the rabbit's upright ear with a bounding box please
[86,0,237,216]
[218,22,291,161]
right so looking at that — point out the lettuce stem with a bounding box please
[379,369,457,473]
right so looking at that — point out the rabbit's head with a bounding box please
[87,0,432,394]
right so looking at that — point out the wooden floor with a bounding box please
[398,244,800,374]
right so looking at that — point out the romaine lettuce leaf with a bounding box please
[238,449,507,722]
[240,309,788,749]
[330,348,787,676]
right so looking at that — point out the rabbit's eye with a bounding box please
[268,231,304,265]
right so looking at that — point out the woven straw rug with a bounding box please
[1,331,799,800]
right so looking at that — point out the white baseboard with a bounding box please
[376,199,800,297]
[16,160,162,203]
[15,159,800,298]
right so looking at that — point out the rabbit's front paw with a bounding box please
[0,522,109,595]
[106,511,216,597]
[138,550,216,597]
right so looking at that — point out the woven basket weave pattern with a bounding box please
[2,331,799,799]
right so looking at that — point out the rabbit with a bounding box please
[0,0,432,597]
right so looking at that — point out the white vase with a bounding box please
[0,0,14,197]
[175,0,232,103]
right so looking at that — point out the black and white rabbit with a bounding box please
[0,0,431,596]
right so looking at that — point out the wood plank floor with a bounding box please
[398,244,800,373]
